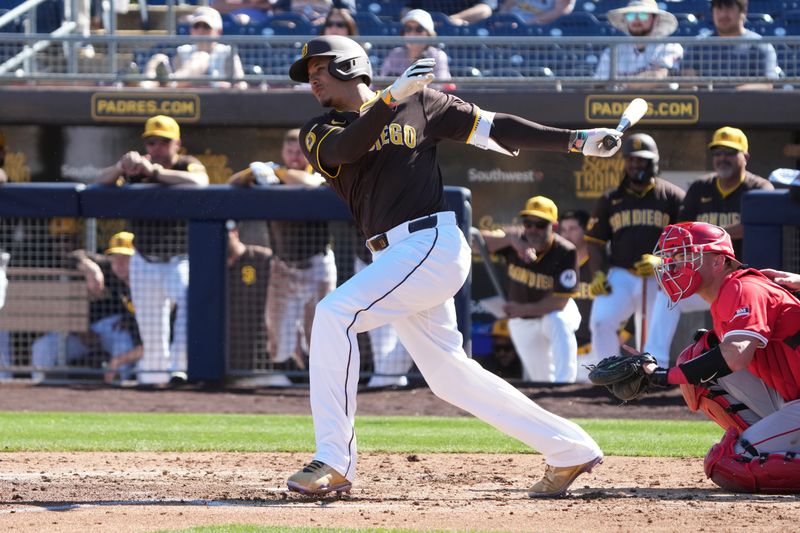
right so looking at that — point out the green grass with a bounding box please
[0,412,722,457]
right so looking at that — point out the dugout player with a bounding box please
[585,133,685,369]
[480,196,581,383]
[97,115,209,385]
[644,222,800,493]
[646,127,774,368]
[285,35,622,498]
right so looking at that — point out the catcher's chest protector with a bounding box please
[705,427,800,494]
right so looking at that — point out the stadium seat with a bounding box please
[663,0,712,18]
[746,12,778,35]
[358,0,405,18]
[260,12,316,36]
[578,0,627,18]
[353,11,391,36]
[543,12,607,36]
[673,12,711,36]
[781,9,800,34]
[480,13,540,36]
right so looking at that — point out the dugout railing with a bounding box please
[0,183,472,384]
[742,189,800,273]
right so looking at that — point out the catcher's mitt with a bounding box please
[587,353,658,402]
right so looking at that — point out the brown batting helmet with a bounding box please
[289,35,372,85]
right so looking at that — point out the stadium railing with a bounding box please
[0,33,797,88]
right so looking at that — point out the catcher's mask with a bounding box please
[653,222,737,307]
[289,35,372,85]
[622,133,659,183]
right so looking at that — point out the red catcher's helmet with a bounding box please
[289,35,372,85]
[653,222,738,307]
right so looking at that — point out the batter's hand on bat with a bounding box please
[570,128,623,157]
[382,58,435,104]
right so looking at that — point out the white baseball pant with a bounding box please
[267,249,336,364]
[508,298,580,383]
[308,212,602,482]
[129,252,188,384]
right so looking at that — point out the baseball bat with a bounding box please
[639,278,648,352]
[602,98,649,150]
[470,227,506,299]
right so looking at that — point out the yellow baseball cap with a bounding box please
[519,195,558,223]
[105,231,135,256]
[491,319,510,338]
[708,127,748,153]
[142,115,180,140]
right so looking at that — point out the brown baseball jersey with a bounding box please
[127,155,203,260]
[679,171,773,257]
[498,233,579,307]
[585,177,685,269]
[227,245,271,366]
[299,88,478,238]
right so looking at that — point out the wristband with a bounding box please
[568,130,587,153]
[380,88,397,108]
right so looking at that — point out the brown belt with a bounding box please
[366,215,438,253]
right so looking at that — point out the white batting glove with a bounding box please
[569,128,623,157]
[381,58,436,105]
[251,161,280,185]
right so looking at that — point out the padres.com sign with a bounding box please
[585,95,699,125]
[91,93,200,122]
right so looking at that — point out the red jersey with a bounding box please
[711,268,800,401]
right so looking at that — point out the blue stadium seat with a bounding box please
[663,0,712,18]
[577,0,627,18]
[480,13,540,36]
[358,0,405,18]
[673,12,711,36]
[749,0,784,14]
[543,12,607,36]
[260,12,316,35]
[353,11,392,35]
[746,12,778,35]
[779,9,800,34]
[429,10,465,36]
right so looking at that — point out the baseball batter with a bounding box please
[285,35,622,498]
[646,222,800,493]
[584,133,685,368]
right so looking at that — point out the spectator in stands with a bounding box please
[404,1,497,26]
[480,318,523,379]
[595,0,683,88]
[379,9,451,82]
[498,0,574,25]
[228,129,335,387]
[226,221,276,381]
[31,232,142,384]
[274,0,333,26]
[319,7,358,36]
[213,0,274,25]
[141,6,248,90]
[682,0,779,90]
[479,196,581,383]
[96,115,209,386]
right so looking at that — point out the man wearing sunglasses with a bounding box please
[645,127,773,374]
[141,6,247,90]
[96,115,208,385]
[480,196,581,384]
[594,0,683,89]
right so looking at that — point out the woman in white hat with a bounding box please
[594,0,683,87]
[379,9,451,82]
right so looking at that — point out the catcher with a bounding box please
[589,221,800,494]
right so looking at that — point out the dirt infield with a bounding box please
[2,383,800,532]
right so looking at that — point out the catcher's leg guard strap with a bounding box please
[704,427,800,494]
[680,383,752,432]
